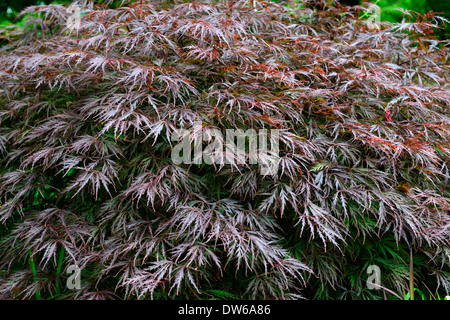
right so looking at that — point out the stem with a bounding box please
[368,282,403,300]
[55,246,65,298]
[409,248,414,301]
[28,249,41,300]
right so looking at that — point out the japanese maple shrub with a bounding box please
[0,0,449,299]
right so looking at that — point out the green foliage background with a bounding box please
[376,0,449,39]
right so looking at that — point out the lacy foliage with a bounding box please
[0,0,449,299]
